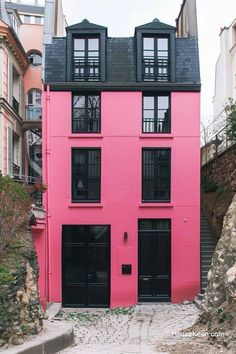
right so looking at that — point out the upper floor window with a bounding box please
[27,89,42,120]
[143,36,169,82]
[72,148,101,203]
[72,94,100,133]
[28,50,42,66]
[142,148,171,202]
[143,95,170,133]
[73,37,100,81]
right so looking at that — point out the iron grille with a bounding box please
[72,148,101,202]
[142,148,171,202]
[73,57,100,82]
[143,58,170,82]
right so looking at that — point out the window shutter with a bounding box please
[8,60,13,105]
[7,126,13,176]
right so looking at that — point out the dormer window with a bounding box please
[143,36,169,82]
[73,37,100,81]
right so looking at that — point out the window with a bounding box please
[142,148,171,202]
[72,148,101,202]
[28,51,42,66]
[24,15,31,24]
[72,95,100,133]
[143,95,170,133]
[73,37,100,81]
[27,89,42,120]
[35,16,42,25]
[143,36,169,81]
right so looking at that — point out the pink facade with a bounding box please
[42,90,200,307]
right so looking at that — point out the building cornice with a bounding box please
[45,82,201,92]
[0,97,23,125]
[0,22,28,71]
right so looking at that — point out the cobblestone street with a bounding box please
[57,303,200,354]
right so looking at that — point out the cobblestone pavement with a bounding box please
[58,303,199,354]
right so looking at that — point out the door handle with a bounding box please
[142,277,149,281]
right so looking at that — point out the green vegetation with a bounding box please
[224,98,236,141]
[0,176,30,259]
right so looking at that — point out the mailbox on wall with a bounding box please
[122,264,132,275]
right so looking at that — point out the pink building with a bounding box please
[42,13,201,307]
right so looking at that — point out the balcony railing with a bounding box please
[201,124,236,166]
[143,58,170,82]
[12,96,19,114]
[73,57,100,81]
[26,107,42,120]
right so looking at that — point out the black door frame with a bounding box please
[138,219,171,302]
[62,225,111,308]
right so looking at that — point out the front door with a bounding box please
[62,225,110,307]
[138,219,171,302]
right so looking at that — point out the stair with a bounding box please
[200,210,218,292]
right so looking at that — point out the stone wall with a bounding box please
[199,194,236,350]
[201,143,236,238]
[0,229,44,347]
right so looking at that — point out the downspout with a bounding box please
[44,84,51,303]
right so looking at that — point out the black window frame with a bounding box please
[73,35,100,82]
[72,148,101,203]
[142,93,171,134]
[142,148,171,203]
[72,93,101,133]
[142,35,170,82]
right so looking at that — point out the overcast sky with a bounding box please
[62,0,236,125]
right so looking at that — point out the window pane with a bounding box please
[143,50,154,58]
[88,38,99,51]
[144,96,154,109]
[158,38,168,51]
[35,16,41,24]
[143,110,154,119]
[73,96,85,108]
[72,149,101,202]
[74,39,85,50]
[28,91,33,105]
[142,149,170,202]
[158,96,169,109]
[143,37,154,50]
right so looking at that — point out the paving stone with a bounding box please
[58,303,198,353]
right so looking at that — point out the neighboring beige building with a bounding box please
[213,18,236,132]
[176,0,198,37]
[0,0,65,182]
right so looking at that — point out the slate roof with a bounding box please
[5,2,44,15]
[44,19,200,88]
[135,18,176,31]
[67,19,107,31]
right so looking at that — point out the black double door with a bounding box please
[62,225,110,307]
[138,219,171,302]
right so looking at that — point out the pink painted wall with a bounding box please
[32,222,47,309]
[42,90,200,306]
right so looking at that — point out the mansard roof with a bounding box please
[135,18,176,31]
[67,19,107,31]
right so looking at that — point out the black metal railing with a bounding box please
[11,174,43,207]
[72,118,100,133]
[142,118,170,133]
[26,107,42,120]
[12,96,19,114]
[201,124,236,166]
[73,57,100,81]
[143,58,169,82]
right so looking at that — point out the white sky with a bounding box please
[62,0,236,125]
